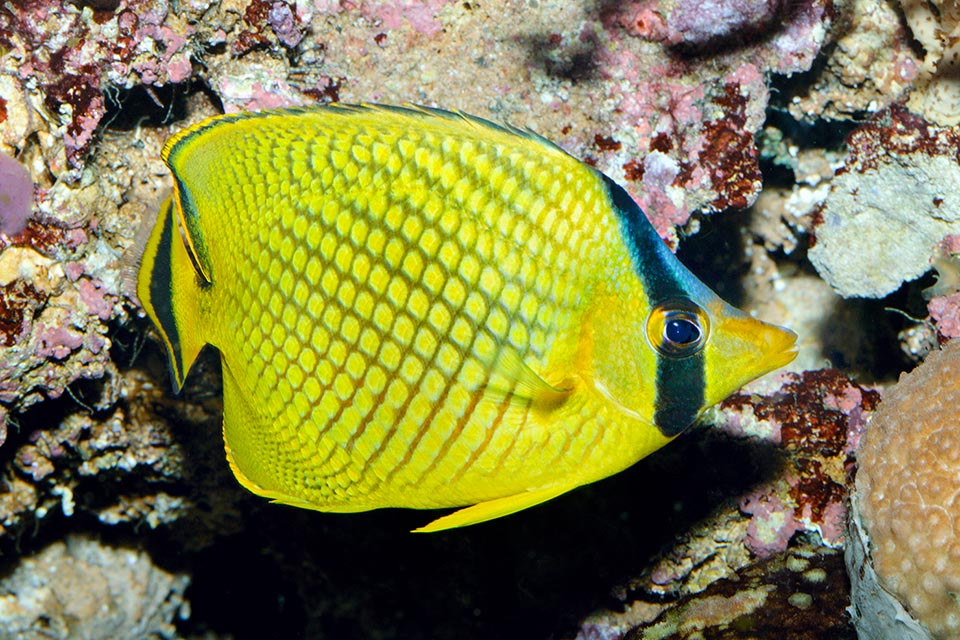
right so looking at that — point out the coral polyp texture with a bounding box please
[851,339,960,640]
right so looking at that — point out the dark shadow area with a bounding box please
[813,277,924,382]
[676,208,752,308]
[102,83,192,130]
[101,78,223,131]
[166,424,783,640]
[764,106,861,151]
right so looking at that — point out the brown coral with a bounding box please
[855,338,960,639]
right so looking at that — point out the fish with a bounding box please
[136,104,797,532]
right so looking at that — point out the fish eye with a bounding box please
[646,299,709,358]
[665,317,700,345]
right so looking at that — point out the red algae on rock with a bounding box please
[717,369,879,556]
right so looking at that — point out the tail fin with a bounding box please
[136,197,206,391]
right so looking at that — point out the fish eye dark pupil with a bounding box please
[666,318,700,345]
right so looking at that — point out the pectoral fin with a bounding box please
[413,485,573,533]
[484,346,573,410]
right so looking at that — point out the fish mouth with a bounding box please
[765,325,799,371]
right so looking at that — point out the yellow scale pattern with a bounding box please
[143,107,799,528]
[177,110,637,511]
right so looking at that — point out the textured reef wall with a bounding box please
[0,0,957,638]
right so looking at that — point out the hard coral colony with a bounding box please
[851,339,960,640]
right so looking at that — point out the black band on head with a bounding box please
[601,174,705,437]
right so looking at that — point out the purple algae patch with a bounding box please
[0,153,34,237]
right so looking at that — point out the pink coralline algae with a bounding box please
[924,234,960,339]
[233,0,306,55]
[617,0,828,73]
[595,0,829,239]
[0,153,33,237]
[359,0,455,36]
[0,224,115,408]
[268,2,305,48]
[740,491,804,557]
[928,293,960,339]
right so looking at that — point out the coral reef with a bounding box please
[0,0,949,636]
[850,338,960,640]
[0,0,197,182]
[570,370,875,639]
[0,534,189,640]
[719,369,877,555]
[787,0,918,122]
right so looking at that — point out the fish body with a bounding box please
[137,105,796,531]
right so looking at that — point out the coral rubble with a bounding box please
[579,541,852,640]
[0,534,189,640]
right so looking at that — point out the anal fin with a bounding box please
[413,485,572,533]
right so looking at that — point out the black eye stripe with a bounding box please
[602,174,706,438]
[643,299,708,435]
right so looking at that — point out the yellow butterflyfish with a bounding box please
[135,104,797,532]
